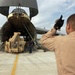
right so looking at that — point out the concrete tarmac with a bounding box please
[0,50,58,75]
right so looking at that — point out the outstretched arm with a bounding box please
[40,28,57,51]
[40,15,64,51]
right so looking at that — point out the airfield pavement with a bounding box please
[0,49,58,75]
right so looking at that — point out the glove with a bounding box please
[54,15,64,30]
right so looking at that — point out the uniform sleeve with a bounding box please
[40,28,57,51]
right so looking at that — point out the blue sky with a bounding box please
[0,0,75,34]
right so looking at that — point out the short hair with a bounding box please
[67,14,75,30]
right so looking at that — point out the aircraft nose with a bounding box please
[13,12,22,16]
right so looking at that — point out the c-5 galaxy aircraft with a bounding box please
[0,0,48,44]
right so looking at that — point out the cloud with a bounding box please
[0,0,75,34]
[31,0,75,30]
[31,0,66,26]
[0,14,7,26]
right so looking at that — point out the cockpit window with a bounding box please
[12,8,27,14]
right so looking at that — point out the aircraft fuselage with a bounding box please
[1,8,36,42]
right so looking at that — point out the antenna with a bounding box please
[17,3,21,14]
[18,3,21,6]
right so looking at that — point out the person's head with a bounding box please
[66,14,75,34]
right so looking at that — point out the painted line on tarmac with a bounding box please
[11,54,19,75]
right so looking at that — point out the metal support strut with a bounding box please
[23,24,39,48]
[23,24,34,42]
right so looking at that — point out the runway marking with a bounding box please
[11,54,19,75]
